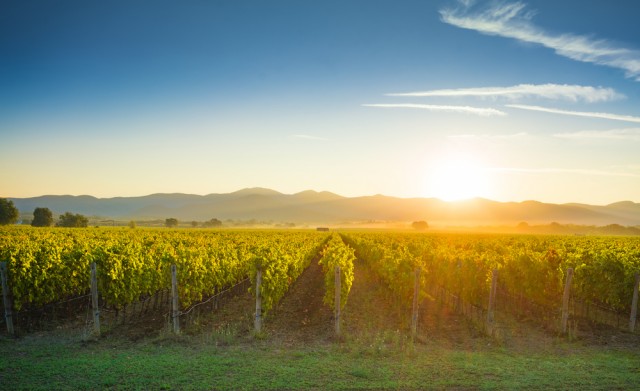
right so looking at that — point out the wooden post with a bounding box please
[630,273,640,332]
[486,269,498,326]
[255,267,262,333]
[90,262,100,336]
[0,262,15,335]
[335,266,341,335]
[561,268,574,334]
[171,264,180,334]
[411,268,421,338]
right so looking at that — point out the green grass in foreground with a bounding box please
[1,334,640,390]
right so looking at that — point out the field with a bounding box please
[1,227,640,389]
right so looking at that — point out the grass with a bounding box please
[2,332,639,390]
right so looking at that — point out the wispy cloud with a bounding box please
[554,128,640,141]
[291,134,329,141]
[440,1,640,80]
[506,104,640,123]
[388,84,623,102]
[488,167,640,178]
[448,132,528,140]
[363,103,506,116]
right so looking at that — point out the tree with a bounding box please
[32,207,54,227]
[202,218,222,228]
[165,218,178,228]
[128,220,136,229]
[191,221,198,228]
[57,212,89,227]
[411,220,429,230]
[0,198,19,225]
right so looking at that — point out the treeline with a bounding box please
[514,222,640,236]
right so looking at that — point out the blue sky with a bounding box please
[2,0,640,204]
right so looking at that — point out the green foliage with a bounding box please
[57,212,88,227]
[249,232,329,316]
[31,207,54,227]
[343,232,640,314]
[202,218,222,227]
[165,218,178,228]
[0,227,328,313]
[0,198,19,225]
[318,234,356,310]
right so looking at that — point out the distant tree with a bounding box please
[165,218,178,228]
[516,221,530,230]
[128,220,136,229]
[0,198,19,225]
[411,220,429,230]
[202,218,222,228]
[57,212,89,227]
[191,221,198,228]
[32,207,54,227]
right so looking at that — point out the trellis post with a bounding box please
[630,273,640,332]
[255,267,262,333]
[171,264,180,334]
[561,268,574,334]
[335,266,341,335]
[90,262,100,336]
[0,262,14,335]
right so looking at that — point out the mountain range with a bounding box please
[8,188,640,226]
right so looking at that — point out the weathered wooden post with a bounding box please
[630,273,640,332]
[561,268,574,334]
[171,264,180,334]
[411,268,421,338]
[255,267,262,333]
[335,266,341,335]
[486,269,498,328]
[0,262,15,335]
[90,262,100,336]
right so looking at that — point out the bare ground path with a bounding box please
[343,257,489,350]
[264,257,334,346]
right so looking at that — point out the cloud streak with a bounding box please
[488,167,640,178]
[388,84,623,102]
[440,1,640,80]
[448,132,528,140]
[363,103,506,116]
[554,128,640,141]
[506,104,640,123]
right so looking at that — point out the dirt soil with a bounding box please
[343,257,488,350]
[265,258,334,346]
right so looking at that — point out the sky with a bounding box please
[1,0,640,205]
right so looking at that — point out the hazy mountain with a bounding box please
[8,188,640,226]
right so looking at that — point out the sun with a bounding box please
[427,156,490,202]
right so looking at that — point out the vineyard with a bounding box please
[1,226,640,342]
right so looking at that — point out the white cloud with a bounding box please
[388,84,623,102]
[489,167,640,178]
[554,128,640,141]
[291,134,329,141]
[448,132,528,140]
[440,1,640,80]
[362,103,506,116]
[506,104,640,123]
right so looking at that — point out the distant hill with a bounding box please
[8,188,640,226]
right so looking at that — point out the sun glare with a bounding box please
[427,156,490,201]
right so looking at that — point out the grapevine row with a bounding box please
[0,227,328,317]
[318,234,356,311]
